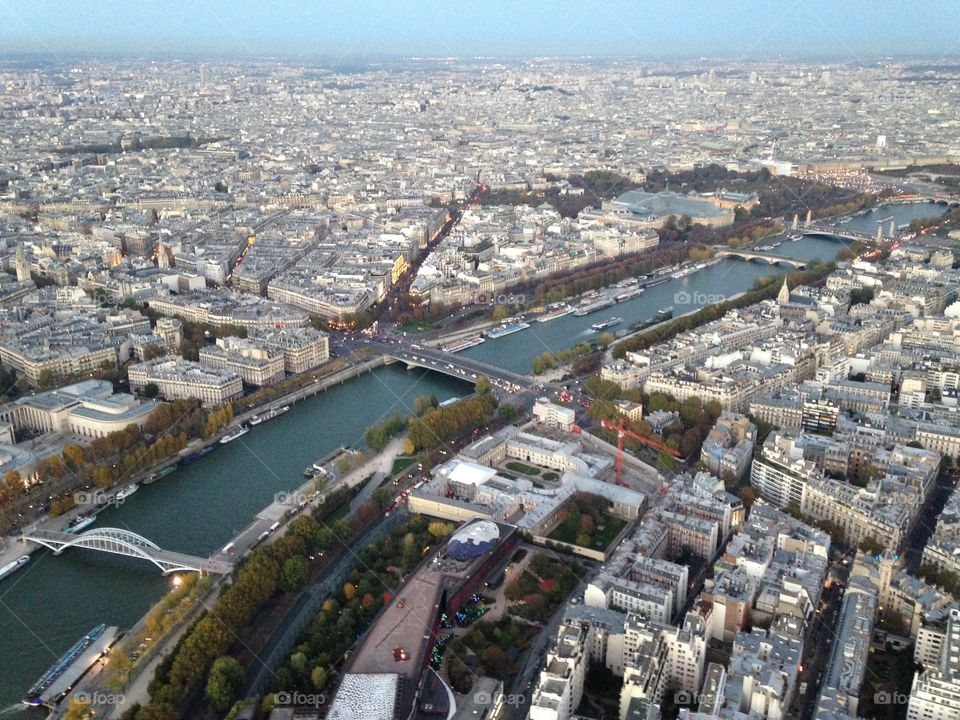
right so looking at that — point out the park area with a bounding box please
[547,493,628,551]
[441,550,585,694]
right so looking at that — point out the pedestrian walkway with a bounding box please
[340,434,407,493]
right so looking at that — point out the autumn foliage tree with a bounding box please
[407,394,497,451]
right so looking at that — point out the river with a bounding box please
[0,201,946,713]
[842,199,950,235]
[0,365,470,714]
[460,201,948,374]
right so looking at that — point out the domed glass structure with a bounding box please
[446,520,500,560]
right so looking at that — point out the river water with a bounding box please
[460,201,948,374]
[0,201,946,712]
[0,366,470,714]
[843,200,949,235]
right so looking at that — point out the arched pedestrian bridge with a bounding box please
[20,527,233,575]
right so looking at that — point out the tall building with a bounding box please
[533,398,576,432]
[906,608,960,720]
[157,240,171,269]
[155,317,183,351]
[700,413,756,479]
[749,442,814,509]
[252,326,330,374]
[198,336,285,386]
[528,623,589,720]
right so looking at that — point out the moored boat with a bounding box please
[249,405,290,426]
[591,317,622,331]
[441,336,485,353]
[145,464,176,483]
[486,322,530,339]
[219,425,250,444]
[572,298,616,316]
[0,555,29,582]
[114,483,138,501]
[22,624,117,707]
[537,304,575,323]
[65,513,96,533]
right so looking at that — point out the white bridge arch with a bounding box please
[20,527,232,575]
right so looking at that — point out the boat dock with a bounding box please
[29,626,119,708]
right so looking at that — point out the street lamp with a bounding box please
[171,574,182,590]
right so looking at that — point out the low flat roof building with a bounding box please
[6,379,158,439]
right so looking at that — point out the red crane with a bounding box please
[600,418,681,487]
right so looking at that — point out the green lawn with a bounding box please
[391,456,415,475]
[505,461,540,475]
[548,514,628,551]
[317,485,361,523]
[542,471,559,482]
[397,321,433,334]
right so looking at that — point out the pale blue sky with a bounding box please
[1,1,958,59]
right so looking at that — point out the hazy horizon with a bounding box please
[1,0,959,61]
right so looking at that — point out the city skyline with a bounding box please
[1,0,960,59]
[2,7,960,718]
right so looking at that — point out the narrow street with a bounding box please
[790,554,851,720]
[903,467,958,574]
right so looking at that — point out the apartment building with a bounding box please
[907,609,960,720]
[528,623,589,720]
[128,356,242,406]
[533,398,577,432]
[251,326,330,374]
[199,336,285,386]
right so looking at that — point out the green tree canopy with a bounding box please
[205,656,244,711]
[280,555,310,593]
